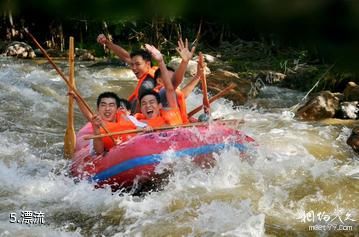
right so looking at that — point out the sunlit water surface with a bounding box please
[0,58,358,237]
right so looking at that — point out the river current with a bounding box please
[0,58,358,236]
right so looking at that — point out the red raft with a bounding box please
[70,121,255,189]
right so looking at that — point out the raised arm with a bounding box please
[97,34,131,64]
[181,58,207,98]
[145,44,177,109]
[69,91,105,154]
[173,38,196,89]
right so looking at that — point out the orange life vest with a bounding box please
[134,113,166,128]
[134,107,183,128]
[176,90,189,124]
[137,114,167,128]
[100,112,137,150]
[155,88,189,124]
[128,66,158,103]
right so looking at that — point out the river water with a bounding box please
[0,57,358,237]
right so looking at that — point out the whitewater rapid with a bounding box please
[0,58,358,236]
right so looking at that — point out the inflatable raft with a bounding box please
[70,121,254,190]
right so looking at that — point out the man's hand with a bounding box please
[176,38,195,62]
[91,114,103,130]
[97,34,108,45]
[145,44,163,62]
[143,125,154,133]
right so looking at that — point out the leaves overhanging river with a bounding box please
[0,57,358,237]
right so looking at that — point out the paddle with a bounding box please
[25,29,91,113]
[187,83,237,117]
[24,28,114,142]
[84,119,244,140]
[198,52,210,116]
[64,37,76,159]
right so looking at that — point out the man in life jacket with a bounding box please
[89,92,121,154]
[71,92,146,155]
[135,44,183,128]
[97,35,195,113]
[97,34,157,113]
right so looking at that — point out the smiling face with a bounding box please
[130,55,151,79]
[140,94,161,119]
[97,97,118,122]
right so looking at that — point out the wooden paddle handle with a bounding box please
[25,28,91,113]
[64,37,76,158]
[84,119,244,140]
[198,52,210,112]
[187,83,237,117]
[25,28,114,140]
[68,36,75,126]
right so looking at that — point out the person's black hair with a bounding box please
[118,98,131,110]
[154,66,175,79]
[96,92,121,108]
[139,90,161,104]
[130,49,152,62]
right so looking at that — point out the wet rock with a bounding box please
[76,48,96,61]
[343,81,359,101]
[168,57,211,76]
[347,126,359,154]
[256,70,287,84]
[3,41,35,59]
[337,101,359,119]
[207,70,252,105]
[34,48,67,57]
[296,91,343,120]
[192,53,218,63]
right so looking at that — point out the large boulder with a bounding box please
[76,48,96,61]
[192,53,218,63]
[343,81,359,101]
[256,70,287,84]
[296,91,343,120]
[168,57,211,76]
[206,69,252,105]
[3,41,35,59]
